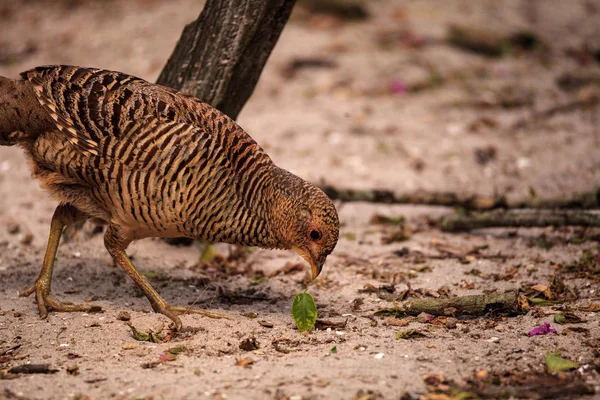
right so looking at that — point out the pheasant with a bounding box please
[0,65,339,329]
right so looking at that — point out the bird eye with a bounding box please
[309,230,321,241]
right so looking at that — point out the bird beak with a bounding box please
[293,247,325,281]
[310,258,325,281]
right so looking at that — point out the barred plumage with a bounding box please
[0,65,339,329]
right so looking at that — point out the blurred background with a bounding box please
[1,0,599,206]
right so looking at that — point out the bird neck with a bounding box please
[256,166,307,250]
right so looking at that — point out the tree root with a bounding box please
[402,291,524,317]
[321,185,600,210]
[440,209,600,232]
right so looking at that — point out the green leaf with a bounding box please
[129,325,150,342]
[292,292,317,332]
[129,325,159,343]
[167,347,185,355]
[554,313,566,324]
[546,352,578,372]
[331,346,337,354]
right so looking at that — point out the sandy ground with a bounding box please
[1,0,600,399]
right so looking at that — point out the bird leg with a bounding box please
[104,225,228,330]
[21,205,100,317]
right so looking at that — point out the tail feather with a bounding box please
[0,75,53,146]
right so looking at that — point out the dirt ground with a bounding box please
[1,0,600,399]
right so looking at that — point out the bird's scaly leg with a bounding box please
[21,205,100,317]
[104,225,228,330]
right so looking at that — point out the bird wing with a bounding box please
[22,65,270,172]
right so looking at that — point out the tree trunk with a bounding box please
[157,0,296,120]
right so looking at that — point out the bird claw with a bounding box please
[20,284,102,318]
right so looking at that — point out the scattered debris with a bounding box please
[66,365,79,376]
[441,209,600,232]
[554,312,586,324]
[474,145,497,165]
[239,337,260,351]
[299,0,369,21]
[447,24,542,57]
[235,357,254,367]
[315,318,347,330]
[8,364,58,374]
[116,311,131,321]
[280,57,337,79]
[528,322,557,336]
[396,329,428,340]
[258,320,274,328]
[128,324,161,343]
[354,389,383,400]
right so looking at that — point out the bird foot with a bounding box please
[154,304,230,331]
[20,284,102,318]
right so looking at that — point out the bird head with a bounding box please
[283,184,339,281]
[267,168,339,280]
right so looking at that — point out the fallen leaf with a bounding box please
[563,326,590,336]
[554,312,585,324]
[315,318,347,330]
[292,292,318,332]
[258,320,274,328]
[159,353,176,362]
[578,302,600,312]
[121,343,137,350]
[235,357,254,367]
[385,317,412,327]
[128,324,160,343]
[416,312,435,323]
[530,284,553,300]
[167,347,185,355]
[546,352,578,372]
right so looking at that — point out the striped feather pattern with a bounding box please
[19,65,338,262]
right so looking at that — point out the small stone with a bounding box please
[121,343,137,350]
[66,365,80,376]
[20,233,34,245]
[13,312,22,318]
[117,311,131,321]
[445,317,458,329]
[7,223,20,235]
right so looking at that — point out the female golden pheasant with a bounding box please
[0,65,339,329]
